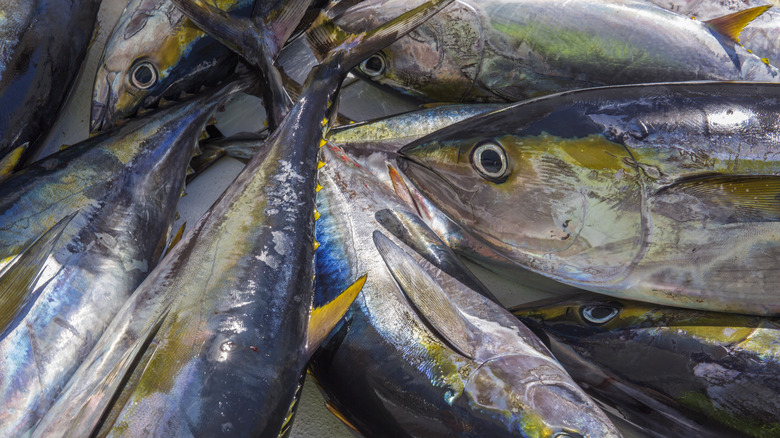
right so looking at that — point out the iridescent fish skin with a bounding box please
[0,0,101,162]
[513,294,780,438]
[398,81,780,315]
[311,143,620,437]
[0,82,236,436]
[90,0,253,131]
[316,0,779,102]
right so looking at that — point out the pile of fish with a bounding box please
[1,0,779,435]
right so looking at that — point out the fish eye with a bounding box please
[554,432,584,438]
[471,141,509,182]
[580,304,620,325]
[130,62,158,89]
[359,53,386,77]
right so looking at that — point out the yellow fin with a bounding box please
[306,275,366,356]
[164,222,187,256]
[324,402,365,437]
[706,5,771,43]
[0,143,27,181]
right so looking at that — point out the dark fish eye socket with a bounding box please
[581,304,620,325]
[130,62,158,89]
[471,141,509,182]
[359,53,386,77]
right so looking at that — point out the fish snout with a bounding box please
[90,70,119,133]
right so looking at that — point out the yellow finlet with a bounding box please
[317,161,325,169]
[316,183,323,192]
[306,275,366,356]
[319,138,327,148]
[313,239,320,251]
[314,210,321,221]
[0,143,27,181]
[321,117,328,127]
[705,5,771,43]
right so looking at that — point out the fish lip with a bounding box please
[90,70,119,133]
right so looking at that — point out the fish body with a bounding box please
[513,294,780,437]
[399,81,780,314]
[319,0,779,102]
[311,142,620,437]
[90,0,254,131]
[0,0,101,162]
[0,82,237,436]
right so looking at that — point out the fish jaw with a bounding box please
[91,65,122,132]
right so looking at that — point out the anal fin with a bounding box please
[706,5,771,43]
[306,274,366,357]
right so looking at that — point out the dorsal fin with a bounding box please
[373,230,477,359]
[706,5,771,43]
[654,174,780,223]
[0,212,74,336]
[0,142,27,182]
[305,274,366,357]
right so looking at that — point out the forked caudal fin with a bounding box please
[305,274,366,357]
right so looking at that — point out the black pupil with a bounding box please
[364,56,383,74]
[480,149,503,174]
[134,65,153,86]
[589,306,614,320]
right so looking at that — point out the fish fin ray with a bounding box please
[372,230,477,359]
[706,5,771,43]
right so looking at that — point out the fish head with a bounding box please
[397,128,623,258]
[329,0,484,101]
[91,0,247,132]
[464,354,621,437]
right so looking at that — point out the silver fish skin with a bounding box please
[37,1,456,436]
[513,294,780,438]
[0,82,239,436]
[310,142,621,437]
[648,0,780,69]
[0,0,101,163]
[316,0,779,102]
[398,81,780,315]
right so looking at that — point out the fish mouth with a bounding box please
[90,69,119,133]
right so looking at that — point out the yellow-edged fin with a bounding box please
[0,142,27,181]
[654,174,780,223]
[387,164,417,211]
[325,401,365,437]
[0,212,75,336]
[164,222,187,256]
[705,5,771,43]
[305,275,366,357]
[372,230,478,360]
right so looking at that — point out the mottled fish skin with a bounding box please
[0,0,101,163]
[90,0,254,131]
[513,294,780,438]
[310,143,620,437]
[648,0,780,70]
[399,81,780,315]
[0,81,239,436]
[318,0,779,102]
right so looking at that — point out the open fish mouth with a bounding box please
[90,70,118,133]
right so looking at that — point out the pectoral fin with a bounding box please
[373,230,477,359]
[306,275,366,357]
[0,212,75,335]
[705,5,771,43]
[654,174,780,223]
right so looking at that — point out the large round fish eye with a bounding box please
[130,62,158,89]
[471,141,509,182]
[359,53,386,77]
[580,304,620,325]
[554,432,584,438]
